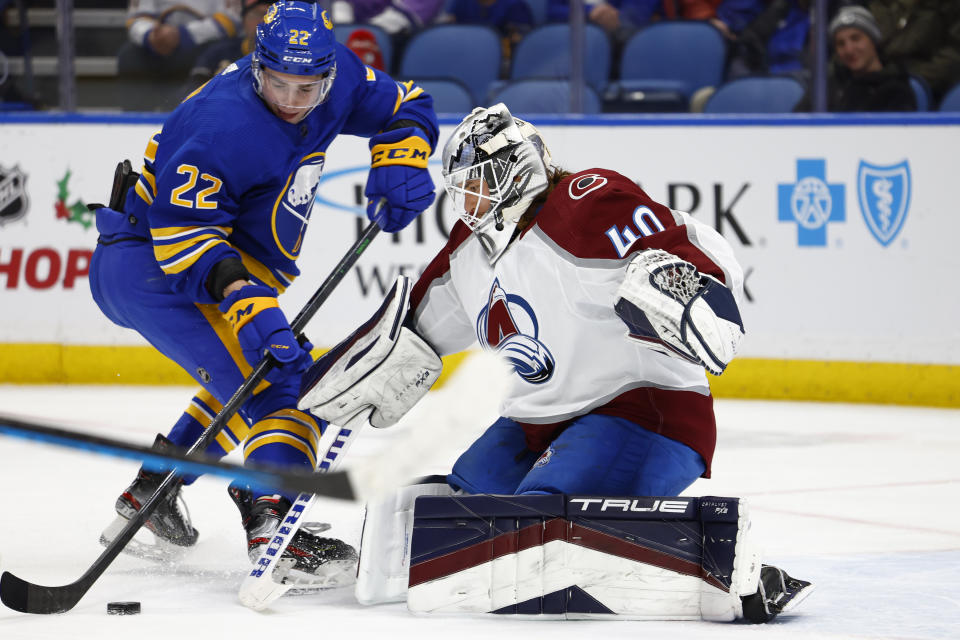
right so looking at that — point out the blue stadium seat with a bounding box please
[525,0,549,25]
[411,78,475,114]
[509,24,611,93]
[491,79,602,115]
[908,75,930,111]
[703,76,806,114]
[613,20,726,112]
[333,24,393,74]
[399,25,502,105]
[938,82,960,111]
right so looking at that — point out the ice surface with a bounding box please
[1,352,958,639]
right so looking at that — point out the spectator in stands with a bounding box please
[436,0,534,70]
[726,0,811,80]
[330,0,444,38]
[867,0,960,104]
[183,0,271,93]
[118,0,243,79]
[547,0,662,39]
[683,0,764,42]
[795,5,916,111]
[344,27,387,70]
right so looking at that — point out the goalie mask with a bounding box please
[252,1,337,121]
[441,104,552,263]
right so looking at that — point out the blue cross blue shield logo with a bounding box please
[778,159,845,246]
[857,160,910,247]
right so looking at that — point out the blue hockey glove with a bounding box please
[219,284,313,383]
[365,127,436,232]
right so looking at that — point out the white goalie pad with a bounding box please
[403,495,764,621]
[614,250,745,375]
[298,275,443,428]
[355,478,455,605]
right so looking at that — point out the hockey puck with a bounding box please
[107,601,141,615]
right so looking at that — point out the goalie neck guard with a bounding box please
[441,104,552,264]
[252,1,337,117]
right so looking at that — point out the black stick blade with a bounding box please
[1,570,83,614]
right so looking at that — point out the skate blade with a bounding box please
[100,514,191,563]
[779,582,816,614]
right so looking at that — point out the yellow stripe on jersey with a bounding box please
[152,231,228,262]
[234,245,290,293]
[182,80,210,103]
[194,303,272,395]
[399,80,424,103]
[141,167,156,194]
[392,84,404,115]
[153,235,229,275]
[184,389,252,453]
[244,410,323,468]
[365,66,376,82]
[135,179,154,205]
[144,133,160,163]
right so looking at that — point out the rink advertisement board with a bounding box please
[0,114,957,404]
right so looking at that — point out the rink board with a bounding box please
[0,113,957,405]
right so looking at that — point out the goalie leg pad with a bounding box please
[406,494,767,621]
[298,275,442,428]
[355,476,455,605]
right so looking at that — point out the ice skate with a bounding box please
[229,485,357,591]
[100,434,198,562]
[741,565,815,623]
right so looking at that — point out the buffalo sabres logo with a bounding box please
[476,279,555,384]
[273,153,325,259]
[857,160,910,247]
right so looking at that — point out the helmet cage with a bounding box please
[252,1,337,112]
[441,104,551,263]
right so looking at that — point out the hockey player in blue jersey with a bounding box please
[88,0,438,586]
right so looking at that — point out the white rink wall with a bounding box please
[0,113,958,402]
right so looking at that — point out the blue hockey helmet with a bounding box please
[252,2,337,118]
[254,1,336,76]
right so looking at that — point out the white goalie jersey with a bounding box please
[410,168,744,475]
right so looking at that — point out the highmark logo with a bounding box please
[778,159,845,246]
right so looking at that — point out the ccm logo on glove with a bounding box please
[223,295,280,333]
[370,135,431,168]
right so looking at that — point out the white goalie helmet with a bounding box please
[441,103,552,263]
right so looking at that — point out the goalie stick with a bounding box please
[0,217,382,615]
[238,415,364,610]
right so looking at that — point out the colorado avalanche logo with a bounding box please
[568,173,608,200]
[476,279,555,384]
[857,160,910,247]
[273,153,325,260]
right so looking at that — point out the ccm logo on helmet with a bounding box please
[283,55,314,63]
[568,498,691,513]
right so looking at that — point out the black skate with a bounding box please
[100,434,198,562]
[229,485,357,590]
[741,564,815,623]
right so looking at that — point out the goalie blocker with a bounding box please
[298,275,442,429]
[356,486,813,622]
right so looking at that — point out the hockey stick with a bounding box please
[238,415,365,610]
[0,217,382,615]
[0,415,356,500]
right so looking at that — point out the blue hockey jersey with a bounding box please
[127,43,438,303]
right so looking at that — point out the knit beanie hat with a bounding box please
[829,6,882,44]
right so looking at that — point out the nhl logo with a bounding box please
[857,160,911,247]
[0,164,29,226]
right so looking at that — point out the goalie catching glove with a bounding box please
[614,250,744,375]
[298,275,442,428]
